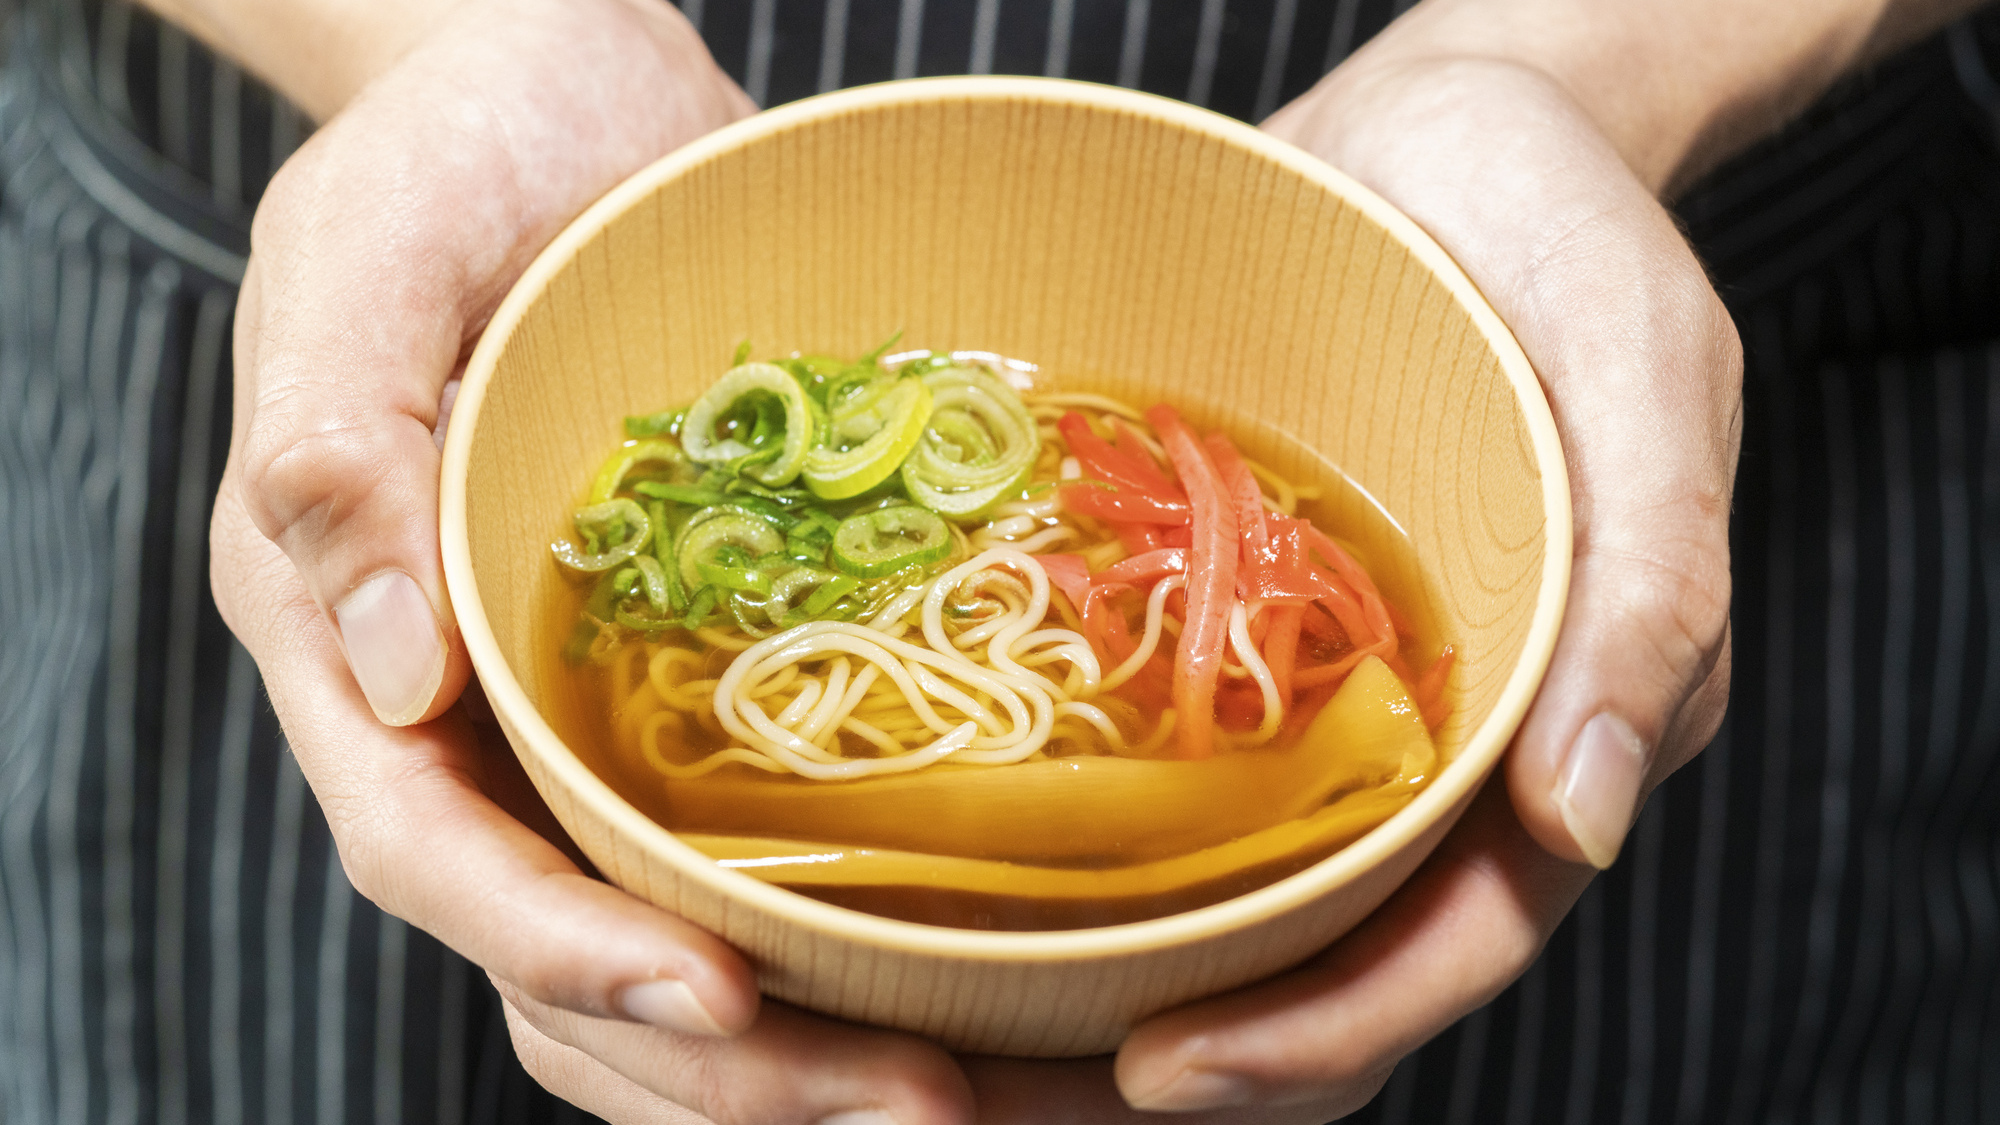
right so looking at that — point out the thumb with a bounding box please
[230,0,750,726]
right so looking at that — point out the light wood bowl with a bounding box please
[440,77,1569,1058]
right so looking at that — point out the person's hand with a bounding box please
[1056,39,1742,1119]
[211,2,982,1121]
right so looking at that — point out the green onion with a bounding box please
[899,365,1039,521]
[682,586,719,630]
[803,376,933,500]
[696,559,774,597]
[614,605,674,634]
[588,440,684,504]
[624,408,684,439]
[831,505,953,578]
[634,481,726,506]
[677,509,785,591]
[679,363,814,487]
[552,499,651,573]
[630,555,672,612]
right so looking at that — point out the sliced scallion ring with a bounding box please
[552,499,652,573]
[803,376,932,499]
[679,363,814,487]
[677,510,784,591]
[831,505,953,578]
[899,365,1039,520]
[588,440,685,504]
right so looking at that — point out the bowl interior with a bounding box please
[451,79,1563,949]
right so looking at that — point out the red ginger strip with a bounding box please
[1264,604,1305,708]
[1037,553,1093,615]
[1145,404,1238,760]
[1203,433,1270,562]
[1092,548,1186,586]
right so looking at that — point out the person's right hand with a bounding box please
[211,2,982,1121]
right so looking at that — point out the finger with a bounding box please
[210,481,759,1038]
[234,0,748,726]
[504,997,720,1124]
[1269,60,1738,866]
[1114,780,1593,1111]
[963,1055,1353,1125]
[500,979,976,1125]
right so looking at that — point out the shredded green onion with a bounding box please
[899,365,1039,520]
[831,505,952,578]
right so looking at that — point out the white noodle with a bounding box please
[1228,601,1285,744]
[1100,574,1186,692]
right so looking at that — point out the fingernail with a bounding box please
[1125,1068,1257,1112]
[617,979,728,1037]
[1553,712,1648,869]
[815,1112,898,1125]
[333,571,446,727]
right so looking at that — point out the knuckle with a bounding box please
[1591,531,1733,686]
[239,408,400,553]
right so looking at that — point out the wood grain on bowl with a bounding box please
[441,77,1569,1057]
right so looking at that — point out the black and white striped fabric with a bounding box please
[1,2,1995,1122]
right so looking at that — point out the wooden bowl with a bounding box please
[440,77,1569,1057]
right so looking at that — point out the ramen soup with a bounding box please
[547,346,1455,930]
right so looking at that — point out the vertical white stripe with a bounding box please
[1673,728,1731,1124]
[102,260,182,1125]
[373,918,408,1125]
[1941,346,1999,1120]
[1251,0,1299,120]
[1321,0,1364,72]
[1726,309,1803,1125]
[817,0,852,93]
[1503,959,1548,1125]
[211,61,243,210]
[1770,364,1861,1113]
[1117,0,1152,90]
[680,0,706,32]
[435,950,470,1125]
[263,749,308,1125]
[894,0,929,80]
[1969,343,2000,1122]
[1044,0,1075,77]
[94,0,137,127]
[745,0,778,108]
[1622,800,1665,1125]
[153,287,233,1125]
[207,643,259,1125]
[1376,1055,1418,1125]
[0,188,90,1125]
[46,205,101,1125]
[968,0,1002,74]
[1561,884,1603,1125]
[271,98,304,166]
[1816,358,1916,1121]
[52,206,124,1125]
[1897,349,1974,1124]
[1444,1004,1492,1125]
[158,21,192,168]
[1185,0,1227,104]
[316,845,355,1125]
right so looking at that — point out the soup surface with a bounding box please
[544,347,1454,929]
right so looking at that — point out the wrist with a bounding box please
[140,0,713,124]
[138,0,472,120]
[1291,0,1902,197]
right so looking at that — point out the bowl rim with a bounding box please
[440,75,1572,962]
